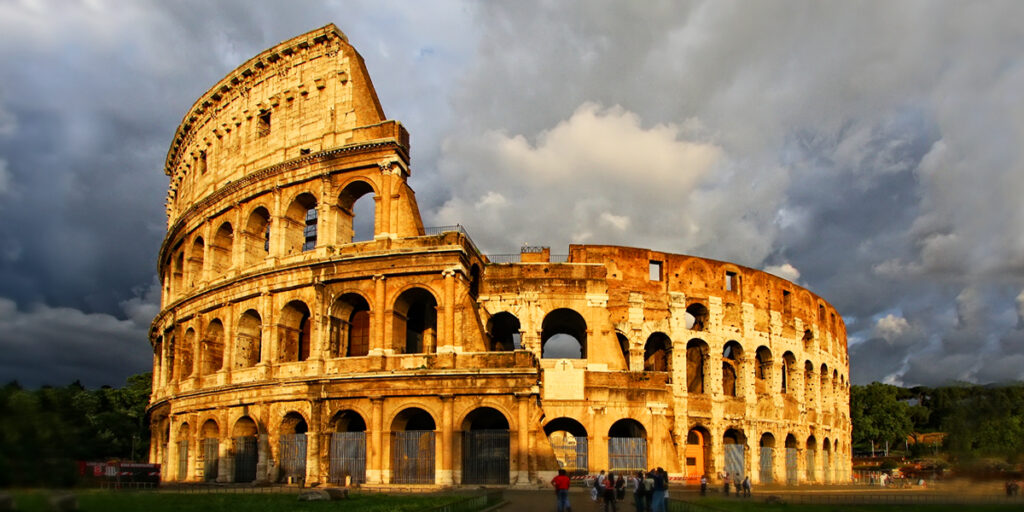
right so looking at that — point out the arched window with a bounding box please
[279,412,308,483]
[232,417,259,483]
[199,420,219,482]
[188,237,205,288]
[244,207,271,263]
[235,310,262,368]
[284,193,317,254]
[279,301,312,362]
[685,303,709,331]
[210,222,233,273]
[644,333,672,372]
[462,408,511,485]
[722,341,743,397]
[755,346,772,394]
[391,408,436,484]
[541,309,587,359]
[393,288,437,354]
[201,319,225,375]
[686,339,708,394]
[544,418,588,476]
[337,180,376,243]
[180,328,195,379]
[781,351,796,394]
[608,419,647,473]
[486,312,521,351]
[329,293,372,357]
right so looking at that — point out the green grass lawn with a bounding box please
[8,490,473,512]
[676,497,1024,512]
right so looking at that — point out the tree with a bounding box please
[850,382,913,454]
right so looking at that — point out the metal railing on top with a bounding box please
[484,254,570,264]
[422,225,482,257]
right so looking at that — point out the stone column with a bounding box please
[440,269,456,352]
[368,398,384,484]
[377,163,393,239]
[371,274,387,355]
[438,395,454,485]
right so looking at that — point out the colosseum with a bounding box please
[147,24,851,488]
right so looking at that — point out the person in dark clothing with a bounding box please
[603,471,618,512]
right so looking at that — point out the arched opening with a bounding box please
[329,410,367,484]
[462,407,511,485]
[165,334,176,383]
[279,301,312,362]
[337,180,376,243]
[644,332,672,372]
[541,308,587,359]
[153,337,163,383]
[176,423,190,481]
[804,361,815,402]
[199,420,219,482]
[329,293,371,358]
[723,429,746,480]
[820,364,830,406]
[822,436,833,483]
[180,328,195,379]
[759,433,775,484]
[803,329,814,351]
[608,419,647,473]
[685,303,709,331]
[393,288,437,354]
[486,312,521,351]
[279,412,308,484]
[283,192,317,254]
[235,310,262,368]
[785,434,799,485]
[210,222,233,274]
[616,332,630,369]
[391,408,436,484]
[244,207,271,264]
[231,417,259,483]
[686,339,708,394]
[755,346,772,394]
[781,352,796,394]
[188,237,205,289]
[172,251,184,296]
[469,264,480,300]
[201,319,224,375]
[722,341,743,397]
[684,427,711,480]
[805,435,818,482]
[545,418,588,476]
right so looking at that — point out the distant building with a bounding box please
[147,24,851,486]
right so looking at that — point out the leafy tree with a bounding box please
[850,382,913,453]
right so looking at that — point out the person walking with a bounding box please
[551,469,572,512]
[649,468,667,512]
[723,472,731,496]
[630,470,645,512]
[602,471,618,512]
[699,474,708,496]
[742,475,751,497]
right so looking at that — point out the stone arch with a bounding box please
[328,409,368,485]
[686,338,709,394]
[759,432,776,484]
[544,417,589,476]
[486,311,521,351]
[331,409,367,432]
[210,222,233,273]
[755,346,773,394]
[541,308,587,359]
[199,419,220,482]
[616,331,630,368]
[279,411,308,483]
[201,318,225,375]
[337,178,377,243]
[235,309,262,368]
[685,302,709,331]
[681,258,712,290]
[822,436,833,483]
[329,292,372,357]
[176,422,191,481]
[279,300,312,362]
[460,407,512,484]
[231,416,259,483]
[684,425,712,479]
[172,250,184,295]
[644,332,672,372]
[283,191,318,255]
[243,205,271,264]
[393,287,438,354]
[608,418,647,473]
[180,327,195,379]
[723,428,747,479]
[390,407,437,484]
[187,236,205,289]
[784,434,799,484]
[781,351,796,394]
[805,434,818,482]
[722,340,744,397]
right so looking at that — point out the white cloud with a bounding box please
[764,263,800,282]
[874,314,910,341]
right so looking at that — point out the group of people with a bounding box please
[550,467,671,512]
[718,472,752,497]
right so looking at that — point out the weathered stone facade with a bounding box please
[148,24,851,487]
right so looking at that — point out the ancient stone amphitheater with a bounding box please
[147,24,851,487]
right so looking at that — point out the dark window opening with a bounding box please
[303,208,317,251]
[725,271,737,291]
[257,110,271,137]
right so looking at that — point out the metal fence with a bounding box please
[233,436,257,483]
[462,430,510,485]
[177,440,188,480]
[549,435,588,476]
[759,447,773,484]
[201,438,219,482]
[392,430,436,484]
[609,437,647,473]
[279,433,307,483]
[805,450,815,481]
[330,431,366,484]
[724,443,744,479]
[785,447,798,485]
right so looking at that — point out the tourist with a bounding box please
[592,470,606,502]
[551,469,572,512]
[650,468,667,512]
[615,473,626,501]
[699,474,708,496]
[742,475,751,497]
[723,472,731,496]
[630,470,645,511]
[603,471,618,512]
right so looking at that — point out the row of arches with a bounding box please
[163,181,377,301]
[164,406,513,485]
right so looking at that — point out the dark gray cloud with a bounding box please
[0,0,1021,387]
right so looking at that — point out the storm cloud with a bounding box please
[0,0,1021,387]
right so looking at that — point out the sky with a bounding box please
[1,0,1022,388]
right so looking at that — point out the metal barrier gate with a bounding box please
[462,430,510,485]
[805,450,816,481]
[201,438,219,482]
[279,433,307,483]
[233,436,258,482]
[823,450,831,483]
[759,446,773,484]
[549,435,588,476]
[329,431,366,484]
[608,437,647,473]
[785,448,798,485]
[724,443,744,479]
[177,440,188,480]
[392,430,435,484]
